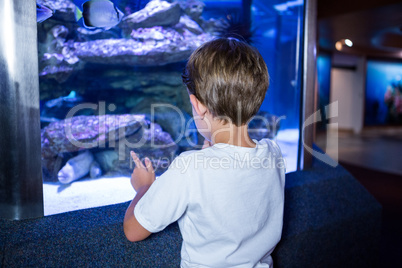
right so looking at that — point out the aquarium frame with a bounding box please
[0,0,44,220]
[298,0,317,170]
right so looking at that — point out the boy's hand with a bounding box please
[202,139,212,149]
[130,151,155,192]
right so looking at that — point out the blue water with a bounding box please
[316,53,331,129]
[38,0,304,214]
[39,0,304,212]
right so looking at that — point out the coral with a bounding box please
[41,114,178,181]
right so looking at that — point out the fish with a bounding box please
[40,116,60,123]
[40,91,83,126]
[37,3,53,23]
[58,151,94,184]
[274,0,303,12]
[89,161,103,179]
[74,0,124,30]
[45,91,82,108]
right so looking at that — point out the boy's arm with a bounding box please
[123,185,152,242]
[123,151,155,242]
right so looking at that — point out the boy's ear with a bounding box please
[189,94,207,117]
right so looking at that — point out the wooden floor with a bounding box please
[316,128,402,267]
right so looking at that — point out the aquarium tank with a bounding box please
[37,0,304,215]
[364,60,402,126]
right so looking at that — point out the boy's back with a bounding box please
[134,139,285,267]
[124,38,286,267]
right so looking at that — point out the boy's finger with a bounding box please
[131,151,145,169]
[145,157,154,173]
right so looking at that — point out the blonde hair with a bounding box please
[182,38,269,126]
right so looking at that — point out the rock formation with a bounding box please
[41,114,178,181]
[38,0,222,79]
[121,0,181,33]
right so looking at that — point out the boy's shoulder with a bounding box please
[256,138,282,155]
[172,138,282,162]
[165,138,285,177]
[167,145,226,173]
[171,146,215,165]
[166,148,205,172]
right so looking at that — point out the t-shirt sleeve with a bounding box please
[133,155,191,233]
[266,138,286,173]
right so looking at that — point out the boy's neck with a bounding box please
[211,123,256,148]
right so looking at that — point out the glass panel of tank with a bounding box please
[37,0,303,215]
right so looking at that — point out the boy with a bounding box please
[124,38,285,267]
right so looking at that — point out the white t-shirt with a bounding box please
[134,139,286,267]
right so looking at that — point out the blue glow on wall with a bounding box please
[316,53,331,130]
[365,60,402,125]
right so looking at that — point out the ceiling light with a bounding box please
[344,39,353,47]
[335,41,342,51]
[335,39,353,51]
